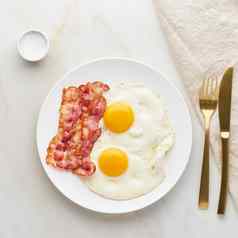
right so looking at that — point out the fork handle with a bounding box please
[198,128,209,209]
[217,136,229,214]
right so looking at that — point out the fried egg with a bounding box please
[83,82,175,200]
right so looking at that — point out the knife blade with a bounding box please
[219,67,233,132]
[217,67,233,214]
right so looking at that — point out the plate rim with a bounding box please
[36,57,193,214]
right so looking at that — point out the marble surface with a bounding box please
[0,0,237,237]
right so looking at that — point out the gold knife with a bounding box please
[217,67,233,214]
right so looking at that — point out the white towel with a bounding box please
[153,0,238,206]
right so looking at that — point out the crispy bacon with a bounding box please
[46,81,109,176]
[73,158,96,176]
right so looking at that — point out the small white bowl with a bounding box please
[17,30,49,62]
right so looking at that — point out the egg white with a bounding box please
[82,82,175,200]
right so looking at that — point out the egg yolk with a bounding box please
[103,102,134,133]
[98,148,128,177]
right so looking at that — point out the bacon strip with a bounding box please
[46,81,109,176]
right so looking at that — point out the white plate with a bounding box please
[37,58,192,214]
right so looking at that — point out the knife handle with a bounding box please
[198,129,209,209]
[217,136,229,214]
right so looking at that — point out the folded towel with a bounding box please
[153,0,238,206]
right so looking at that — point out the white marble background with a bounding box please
[0,0,237,237]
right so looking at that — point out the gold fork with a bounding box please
[198,76,219,209]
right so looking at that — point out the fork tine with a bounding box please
[210,76,216,96]
[200,80,205,97]
[214,77,219,96]
[207,77,212,95]
[200,79,209,98]
[211,75,216,90]
[205,78,209,96]
[211,75,219,97]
